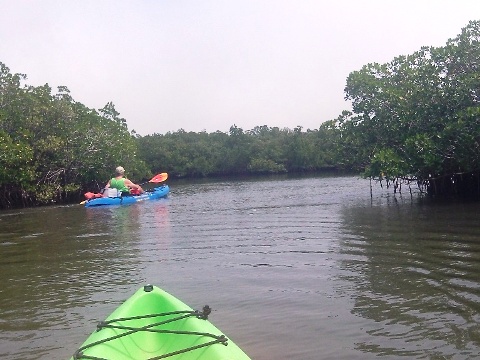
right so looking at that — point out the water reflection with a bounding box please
[138,200,172,252]
[0,202,170,360]
[339,200,480,358]
[3,177,480,360]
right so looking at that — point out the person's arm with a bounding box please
[102,180,111,197]
[124,178,144,193]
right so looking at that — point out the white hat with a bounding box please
[115,166,125,175]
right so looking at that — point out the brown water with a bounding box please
[1,175,480,359]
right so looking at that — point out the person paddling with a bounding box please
[104,166,143,196]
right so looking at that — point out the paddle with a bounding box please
[131,172,169,195]
[80,172,168,204]
[141,172,168,186]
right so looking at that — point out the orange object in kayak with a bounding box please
[129,188,141,195]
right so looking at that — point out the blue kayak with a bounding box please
[84,185,169,207]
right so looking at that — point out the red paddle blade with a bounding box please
[149,173,168,183]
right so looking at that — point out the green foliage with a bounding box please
[2,20,480,205]
[248,158,286,174]
[342,20,480,196]
[0,130,35,186]
[364,148,406,180]
[0,62,148,207]
[136,123,339,178]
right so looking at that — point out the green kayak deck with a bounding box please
[71,285,251,359]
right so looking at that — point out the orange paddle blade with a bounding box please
[149,173,168,183]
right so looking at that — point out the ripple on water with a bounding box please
[3,176,480,360]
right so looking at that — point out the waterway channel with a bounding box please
[1,175,480,359]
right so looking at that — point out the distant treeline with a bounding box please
[137,124,341,177]
[1,20,480,208]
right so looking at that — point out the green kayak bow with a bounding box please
[70,285,251,360]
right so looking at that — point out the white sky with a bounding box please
[1,1,479,136]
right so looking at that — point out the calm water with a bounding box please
[1,175,480,359]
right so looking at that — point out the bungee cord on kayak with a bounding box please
[70,285,251,359]
[72,306,229,360]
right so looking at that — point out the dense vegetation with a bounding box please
[0,62,149,208]
[1,20,480,208]
[137,124,337,178]
[139,20,480,198]
[342,20,480,198]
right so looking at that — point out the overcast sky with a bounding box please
[1,1,479,135]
